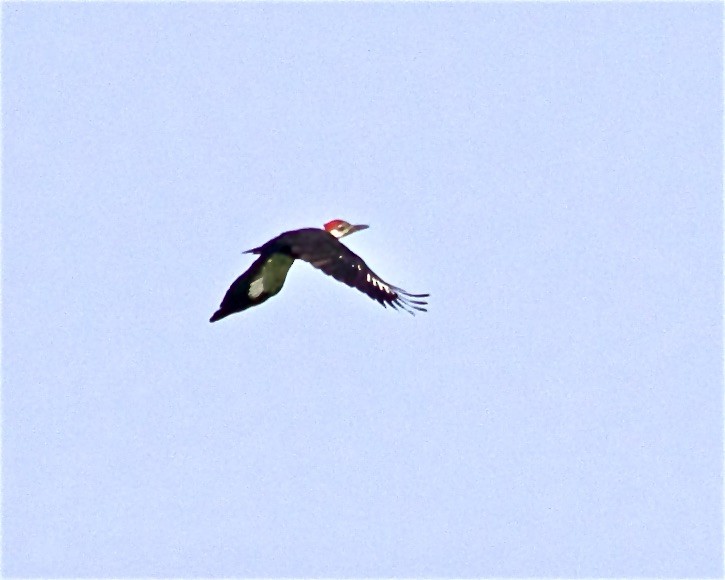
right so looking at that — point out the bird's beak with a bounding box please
[347,224,369,236]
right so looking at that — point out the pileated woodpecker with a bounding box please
[210,219,429,322]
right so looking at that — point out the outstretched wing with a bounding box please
[210,253,294,322]
[289,240,429,315]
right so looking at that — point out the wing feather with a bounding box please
[290,239,429,315]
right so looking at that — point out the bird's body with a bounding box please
[210,220,428,322]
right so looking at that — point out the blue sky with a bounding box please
[2,2,722,577]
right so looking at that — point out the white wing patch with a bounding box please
[248,276,265,298]
[366,273,392,295]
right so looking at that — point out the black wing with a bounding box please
[289,239,429,315]
[209,253,293,322]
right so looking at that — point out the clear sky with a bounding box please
[2,2,722,578]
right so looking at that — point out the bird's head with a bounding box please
[324,219,369,239]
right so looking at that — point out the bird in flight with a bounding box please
[210,219,429,322]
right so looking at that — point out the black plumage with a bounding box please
[210,222,428,322]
